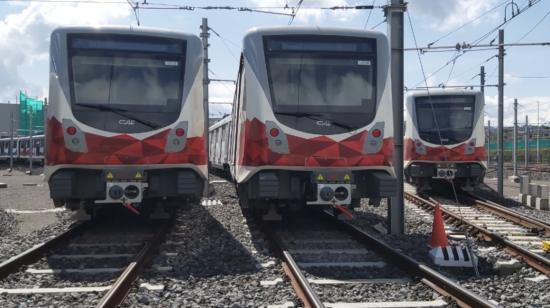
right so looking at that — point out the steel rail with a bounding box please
[262,225,324,308]
[96,218,173,308]
[0,222,89,279]
[320,211,496,308]
[468,194,550,236]
[405,192,550,275]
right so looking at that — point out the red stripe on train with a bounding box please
[46,117,206,165]
[238,118,393,167]
[404,138,485,162]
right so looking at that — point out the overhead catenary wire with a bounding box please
[126,0,140,26]
[469,0,542,47]
[288,0,303,25]
[426,0,510,47]
[408,0,543,87]
[370,18,386,30]
[515,8,550,43]
[363,0,376,29]
[208,26,240,62]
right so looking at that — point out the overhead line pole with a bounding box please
[9,112,14,172]
[487,120,491,167]
[201,17,210,197]
[387,0,406,235]
[525,115,529,168]
[29,106,33,175]
[537,101,540,164]
[480,66,485,94]
[512,99,518,179]
[497,29,504,197]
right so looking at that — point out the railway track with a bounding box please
[404,189,550,275]
[261,212,494,308]
[0,217,172,307]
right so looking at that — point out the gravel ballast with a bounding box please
[122,176,298,307]
[351,194,550,307]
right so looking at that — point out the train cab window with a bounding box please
[68,34,187,133]
[264,35,377,135]
[415,95,476,145]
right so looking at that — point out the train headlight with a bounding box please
[175,128,185,137]
[334,186,349,201]
[66,126,77,135]
[371,129,381,138]
[319,186,334,202]
[109,185,123,199]
[124,185,140,199]
[270,128,280,137]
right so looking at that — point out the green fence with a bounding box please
[19,91,44,136]
[486,140,550,150]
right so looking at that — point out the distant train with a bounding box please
[0,135,45,164]
[210,26,396,219]
[404,89,486,191]
[45,26,207,216]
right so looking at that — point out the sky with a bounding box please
[0,0,548,126]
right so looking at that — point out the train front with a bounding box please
[404,89,486,190]
[45,27,207,214]
[236,27,396,214]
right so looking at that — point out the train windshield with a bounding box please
[68,34,186,133]
[264,35,377,134]
[415,95,476,145]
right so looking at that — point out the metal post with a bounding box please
[536,101,540,164]
[387,0,406,235]
[29,106,33,174]
[9,112,14,171]
[480,66,485,95]
[496,29,504,196]
[512,99,518,178]
[487,120,491,166]
[523,115,529,169]
[200,17,210,197]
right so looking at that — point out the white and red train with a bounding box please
[210,27,396,218]
[45,26,207,214]
[404,89,486,191]
[0,135,45,164]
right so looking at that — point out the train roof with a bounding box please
[243,26,386,43]
[51,26,200,41]
[405,88,482,98]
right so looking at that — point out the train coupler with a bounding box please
[333,204,354,220]
[122,202,141,216]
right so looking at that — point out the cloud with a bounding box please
[209,82,234,118]
[0,1,131,102]
[484,96,550,126]
[409,0,499,33]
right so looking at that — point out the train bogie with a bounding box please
[45,26,207,214]
[404,89,486,191]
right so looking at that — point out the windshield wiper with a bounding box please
[75,103,161,129]
[274,111,354,130]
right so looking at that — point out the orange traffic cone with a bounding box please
[430,204,448,248]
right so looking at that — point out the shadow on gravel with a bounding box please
[157,203,262,279]
[34,208,163,284]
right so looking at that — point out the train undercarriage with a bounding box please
[49,167,205,219]
[405,162,486,192]
[236,169,396,220]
